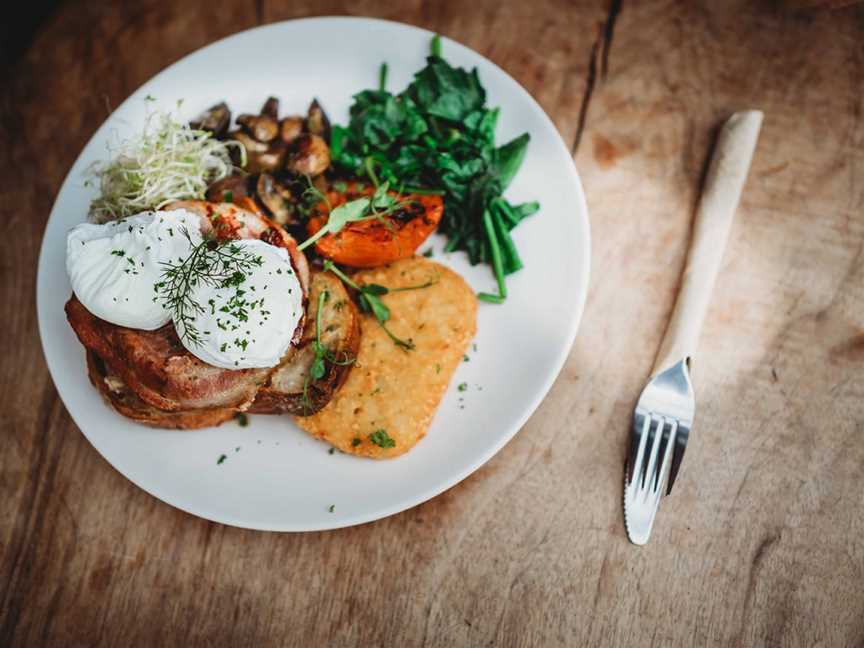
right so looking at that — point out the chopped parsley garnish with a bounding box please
[234,413,248,427]
[110,249,125,257]
[217,454,227,465]
[328,504,335,513]
[155,230,264,347]
[457,382,468,392]
[369,429,396,448]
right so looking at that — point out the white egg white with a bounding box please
[66,210,203,329]
[174,239,303,369]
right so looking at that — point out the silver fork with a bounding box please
[624,360,693,544]
[623,110,763,545]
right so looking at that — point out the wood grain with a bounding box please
[2,1,863,646]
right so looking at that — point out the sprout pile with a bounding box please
[87,110,241,222]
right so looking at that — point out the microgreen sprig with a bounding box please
[297,198,371,252]
[323,260,438,351]
[87,108,241,222]
[296,182,415,251]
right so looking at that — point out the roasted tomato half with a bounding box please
[306,182,443,268]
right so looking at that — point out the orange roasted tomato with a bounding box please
[306,182,443,268]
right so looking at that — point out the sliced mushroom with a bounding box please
[206,175,251,203]
[286,134,331,177]
[190,102,231,138]
[258,148,289,173]
[261,96,280,120]
[306,99,331,141]
[256,173,298,225]
[237,114,279,143]
[229,130,280,172]
[229,130,269,154]
[279,116,304,144]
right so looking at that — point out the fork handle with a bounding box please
[651,110,763,376]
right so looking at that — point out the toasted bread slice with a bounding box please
[86,351,237,429]
[249,270,360,415]
[294,257,477,458]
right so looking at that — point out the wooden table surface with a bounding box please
[3,1,864,646]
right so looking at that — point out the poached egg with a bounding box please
[66,210,203,329]
[172,239,303,369]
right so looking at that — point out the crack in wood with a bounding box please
[571,34,600,156]
[601,0,622,80]
[571,0,624,155]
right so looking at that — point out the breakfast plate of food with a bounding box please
[36,17,590,530]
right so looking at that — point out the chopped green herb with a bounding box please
[223,190,233,203]
[234,413,248,427]
[328,447,336,455]
[435,363,441,374]
[422,248,434,257]
[463,354,470,362]
[370,429,396,448]
[351,437,361,447]
[328,504,335,513]
[110,249,125,257]
[457,382,468,392]
[370,386,382,396]
[217,454,227,465]
[155,230,264,348]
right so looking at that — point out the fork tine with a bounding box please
[627,411,651,484]
[652,418,677,492]
[657,419,678,491]
[640,415,663,493]
[665,422,689,495]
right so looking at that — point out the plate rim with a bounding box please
[36,15,591,532]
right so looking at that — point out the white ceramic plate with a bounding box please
[37,17,590,531]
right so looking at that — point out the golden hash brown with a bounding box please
[294,257,477,458]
